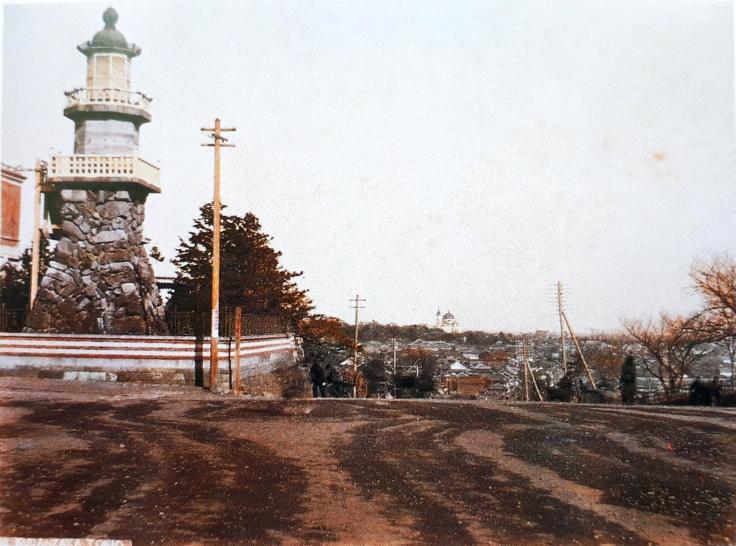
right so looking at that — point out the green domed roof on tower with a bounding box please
[91,8,127,48]
[78,7,141,58]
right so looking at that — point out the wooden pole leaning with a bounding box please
[562,311,598,390]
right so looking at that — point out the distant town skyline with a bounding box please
[2,0,734,332]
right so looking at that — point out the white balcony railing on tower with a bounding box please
[64,88,152,111]
[49,155,160,187]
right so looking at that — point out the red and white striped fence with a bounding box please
[0,332,300,391]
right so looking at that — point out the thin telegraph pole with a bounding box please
[392,337,397,398]
[522,341,530,401]
[349,294,366,397]
[29,160,47,308]
[234,306,242,396]
[201,118,236,392]
[557,281,568,374]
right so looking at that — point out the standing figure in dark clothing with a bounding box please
[547,372,574,402]
[309,361,325,398]
[620,355,637,405]
[324,363,341,398]
[689,376,702,405]
[689,376,711,406]
[709,376,722,407]
[558,372,573,402]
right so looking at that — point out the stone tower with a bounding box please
[26,7,167,334]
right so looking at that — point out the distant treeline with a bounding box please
[341,320,515,345]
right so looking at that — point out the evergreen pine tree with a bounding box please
[170,203,313,324]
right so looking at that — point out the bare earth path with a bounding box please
[0,378,734,545]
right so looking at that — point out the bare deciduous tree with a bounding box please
[623,313,715,399]
[580,335,626,379]
[692,254,736,386]
[691,254,736,315]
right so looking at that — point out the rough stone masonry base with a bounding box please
[26,189,166,334]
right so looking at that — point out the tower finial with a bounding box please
[102,7,119,28]
[79,6,140,57]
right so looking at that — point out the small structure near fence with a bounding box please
[444,375,497,397]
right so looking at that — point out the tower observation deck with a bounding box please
[44,7,160,196]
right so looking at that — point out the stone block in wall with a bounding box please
[99,201,131,219]
[60,189,89,202]
[56,238,75,258]
[114,371,186,384]
[92,229,127,244]
[61,220,85,241]
[62,371,118,382]
[38,370,65,380]
[121,282,136,294]
[0,368,41,378]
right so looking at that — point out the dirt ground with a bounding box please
[0,377,734,545]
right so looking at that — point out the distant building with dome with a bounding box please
[434,309,460,333]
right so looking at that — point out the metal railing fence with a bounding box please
[65,87,152,110]
[635,384,735,405]
[165,306,293,337]
[0,304,291,337]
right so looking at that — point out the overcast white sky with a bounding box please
[2,0,734,332]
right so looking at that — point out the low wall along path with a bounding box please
[0,332,301,396]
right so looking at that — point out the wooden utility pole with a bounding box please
[29,160,47,309]
[557,281,568,373]
[349,294,366,397]
[521,340,531,402]
[522,341,530,401]
[233,307,242,396]
[201,118,236,392]
[392,337,397,398]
